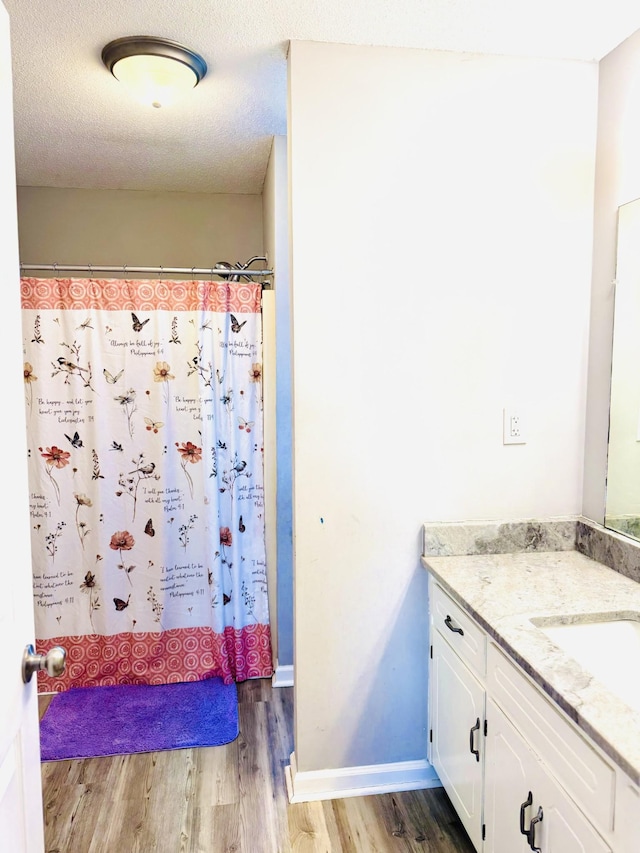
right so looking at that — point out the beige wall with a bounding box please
[16,186,263,271]
[288,39,598,787]
[583,27,640,522]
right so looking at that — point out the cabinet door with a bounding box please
[431,629,484,851]
[485,699,610,853]
[613,772,640,853]
[534,766,611,853]
[484,698,535,853]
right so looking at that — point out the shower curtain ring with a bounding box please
[123,264,127,276]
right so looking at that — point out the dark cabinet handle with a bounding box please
[519,791,533,844]
[469,717,480,761]
[528,806,543,852]
[444,615,464,635]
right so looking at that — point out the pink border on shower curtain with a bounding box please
[20,277,262,312]
[36,623,273,691]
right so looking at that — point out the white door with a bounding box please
[0,2,46,850]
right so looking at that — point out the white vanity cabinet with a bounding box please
[427,574,637,853]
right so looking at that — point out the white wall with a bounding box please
[288,40,598,781]
[262,136,294,677]
[583,27,640,522]
[16,186,263,269]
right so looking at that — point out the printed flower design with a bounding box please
[110,530,134,550]
[168,317,181,345]
[109,530,136,585]
[177,441,202,464]
[73,492,92,549]
[41,445,71,468]
[176,441,202,499]
[153,361,175,382]
[249,362,262,408]
[178,514,198,551]
[40,445,71,505]
[45,521,65,562]
[31,315,44,345]
[24,362,37,411]
[115,388,137,438]
[147,585,165,629]
[221,388,234,414]
[241,579,257,621]
[220,526,233,569]
[154,361,174,406]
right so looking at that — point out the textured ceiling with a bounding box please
[3,0,640,195]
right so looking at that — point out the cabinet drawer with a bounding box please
[430,581,486,677]
[487,641,615,835]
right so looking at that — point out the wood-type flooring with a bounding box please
[38,678,475,853]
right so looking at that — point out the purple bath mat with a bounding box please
[39,678,238,761]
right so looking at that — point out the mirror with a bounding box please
[605,197,640,541]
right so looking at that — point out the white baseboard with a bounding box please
[285,750,440,803]
[272,662,294,688]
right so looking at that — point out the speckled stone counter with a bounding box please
[421,518,640,785]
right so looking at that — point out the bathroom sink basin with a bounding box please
[538,617,640,712]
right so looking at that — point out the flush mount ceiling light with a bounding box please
[101,36,207,109]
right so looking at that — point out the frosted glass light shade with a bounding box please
[112,54,197,108]
[102,37,207,109]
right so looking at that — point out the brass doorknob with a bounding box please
[22,644,66,683]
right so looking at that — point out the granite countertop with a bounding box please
[421,519,640,786]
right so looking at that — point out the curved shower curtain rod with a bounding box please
[20,256,274,286]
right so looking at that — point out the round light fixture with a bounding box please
[102,36,207,108]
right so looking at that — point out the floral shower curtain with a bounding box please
[21,277,272,691]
